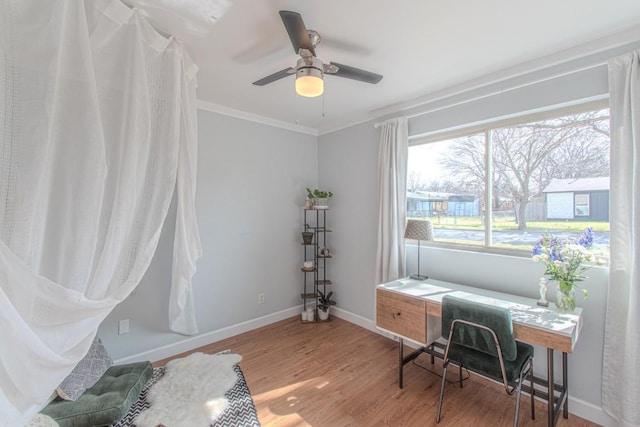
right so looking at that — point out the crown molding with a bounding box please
[197,100,318,136]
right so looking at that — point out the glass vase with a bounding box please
[555,281,576,312]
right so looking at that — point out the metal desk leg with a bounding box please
[397,338,427,389]
[547,348,554,427]
[563,352,569,418]
[398,338,404,388]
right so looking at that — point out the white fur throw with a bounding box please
[26,414,59,427]
[134,352,242,427]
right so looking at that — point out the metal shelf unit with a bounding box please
[301,208,332,323]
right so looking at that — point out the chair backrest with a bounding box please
[441,295,517,361]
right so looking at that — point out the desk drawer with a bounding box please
[376,288,427,344]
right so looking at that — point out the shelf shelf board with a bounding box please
[317,254,333,259]
[301,316,331,324]
[300,268,316,272]
[300,293,316,299]
[315,279,332,285]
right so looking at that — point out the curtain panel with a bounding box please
[0,1,201,425]
[375,118,408,284]
[602,50,640,427]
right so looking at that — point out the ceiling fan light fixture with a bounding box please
[295,59,324,97]
[296,74,324,97]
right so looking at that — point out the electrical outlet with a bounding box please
[258,293,265,304]
[118,319,130,335]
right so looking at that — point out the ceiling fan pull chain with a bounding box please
[322,91,325,118]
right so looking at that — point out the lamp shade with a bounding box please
[404,219,434,241]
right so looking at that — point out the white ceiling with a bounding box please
[131,0,640,134]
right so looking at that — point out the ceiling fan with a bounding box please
[252,10,383,97]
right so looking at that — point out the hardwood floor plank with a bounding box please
[154,316,599,427]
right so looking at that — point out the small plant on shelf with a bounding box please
[306,188,333,209]
[306,188,333,199]
[317,290,336,312]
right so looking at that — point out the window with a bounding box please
[408,104,610,257]
[574,194,590,216]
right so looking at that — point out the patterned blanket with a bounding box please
[112,365,260,427]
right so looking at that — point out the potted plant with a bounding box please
[306,188,333,209]
[301,224,314,245]
[317,290,336,320]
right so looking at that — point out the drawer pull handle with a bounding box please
[392,312,401,319]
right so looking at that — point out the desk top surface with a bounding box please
[377,277,582,346]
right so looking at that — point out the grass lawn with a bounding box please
[422,215,610,232]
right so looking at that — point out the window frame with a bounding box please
[408,98,610,258]
[574,194,590,217]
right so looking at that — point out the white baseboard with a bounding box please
[568,396,618,427]
[113,306,301,365]
[115,305,612,427]
[331,307,377,333]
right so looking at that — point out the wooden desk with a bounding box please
[376,277,583,427]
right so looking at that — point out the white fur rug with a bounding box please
[134,352,242,427]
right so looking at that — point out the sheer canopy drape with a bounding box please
[0,0,201,425]
[375,118,408,284]
[602,50,640,427]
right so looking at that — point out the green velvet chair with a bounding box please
[436,295,535,426]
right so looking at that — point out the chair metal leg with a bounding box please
[529,359,535,420]
[514,381,522,427]
[436,361,449,423]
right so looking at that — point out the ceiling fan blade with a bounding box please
[329,62,383,84]
[252,67,295,86]
[279,10,316,56]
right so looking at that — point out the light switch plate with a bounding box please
[118,319,130,335]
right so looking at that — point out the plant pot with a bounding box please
[301,232,314,245]
[312,198,328,209]
[318,307,329,321]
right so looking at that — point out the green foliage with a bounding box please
[317,290,336,311]
[306,188,333,199]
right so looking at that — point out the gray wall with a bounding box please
[99,110,317,360]
[317,122,380,320]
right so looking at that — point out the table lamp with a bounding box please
[404,219,434,280]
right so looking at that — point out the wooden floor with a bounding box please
[155,316,599,427]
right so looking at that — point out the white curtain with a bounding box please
[0,0,202,425]
[375,118,408,284]
[602,50,640,427]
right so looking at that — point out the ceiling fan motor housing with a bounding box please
[296,57,324,79]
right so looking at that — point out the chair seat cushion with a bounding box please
[41,362,152,427]
[448,340,533,383]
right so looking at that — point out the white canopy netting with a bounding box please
[0,1,202,425]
